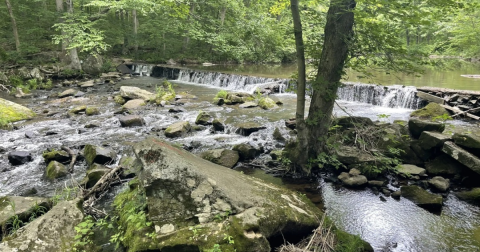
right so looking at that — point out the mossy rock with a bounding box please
[410,103,449,119]
[83,165,110,188]
[45,161,67,181]
[85,106,100,116]
[0,98,35,125]
[195,111,213,125]
[114,95,126,105]
[401,185,443,211]
[83,144,116,166]
[165,121,191,138]
[69,105,87,114]
[42,149,70,163]
[455,188,480,206]
[258,97,278,110]
[200,149,240,168]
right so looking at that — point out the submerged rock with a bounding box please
[118,115,145,127]
[165,121,191,138]
[408,119,445,139]
[83,144,116,166]
[45,161,67,181]
[0,199,83,252]
[8,151,33,166]
[200,149,240,168]
[401,185,443,211]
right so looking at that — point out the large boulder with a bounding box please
[120,86,155,101]
[428,176,450,192]
[200,149,240,168]
[126,138,371,252]
[397,164,426,177]
[336,116,374,129]
[165,121,191,138]
[408,119,445,139]
[122,99,146,109]
[0,98,35,124]
[410,103,449,119]
[425,154,465,176]
[235,122,267,136]
[8,151,33,166]
[212,119,225,132]
[83,144,116,166]
[400,185,443,211]
[453,133,480,151]
[338,171,368,187]
[83,165,110,188]
[442,141,480,175]
[0,199,83,252]
[334,146,375,165]
[118,115,145,127]
[58,89,77,98]
[42,149,70,164]
[455,188,480,206]
[195,111,213,125]
[232,144,257,161]
[418,131,451,150]
[225,92,254,105]
[45,161,67,181]
[258,97,278,110]
[81,54,103,75]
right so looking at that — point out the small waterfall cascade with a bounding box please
[131,64,154,76]
[337,83,423,109]
[177,69,290,94]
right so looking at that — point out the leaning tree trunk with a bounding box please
[305,0,356,162]
[5,0,20,52]
[66,0,82,70]
[289,0,309,169]
[182,3,195,52]
[132,9,139,58]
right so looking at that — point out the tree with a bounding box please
[5,0,20,52]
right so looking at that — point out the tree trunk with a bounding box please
[406,28,410,46]
[182,3,195,51]
[5,0,20,52]
[133,9,139,58]
[220,7,226,26]
[305,0,356,163]
[66,0,82,70]
[55,0,66,51]
[289,0,308,169]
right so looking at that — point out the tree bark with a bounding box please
[182,3,196,51]
[66,0,82,70]
[55,0,66,51]
[305,0,356,162]
[290,0,308,169]
[5,0,20,52]
[133,9,139,58]
[220,7,226,26]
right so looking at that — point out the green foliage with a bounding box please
[5,201,23,236]
[39,79,53,90]
[156,80,176,102]
[208,244,223,252]
[52,185,79,206]
[312,152,345,170]
[432,113,453,123]
[73,216,95,251]
[26,79,38,91]
[215,90,228,100]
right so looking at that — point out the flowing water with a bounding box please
[0,65,479,251]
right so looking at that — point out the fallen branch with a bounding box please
[61,146,77,173]
[83,165,123,200]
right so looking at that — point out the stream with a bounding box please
[1,66,480,251]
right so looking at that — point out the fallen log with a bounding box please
[440,104,480,120]
[61,146,77,173]
[452,107,480,118]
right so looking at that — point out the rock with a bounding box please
[8,151,33,165]
[453,133,480,150]
[114,95,126,105]
[120,86,155,101]
[74,91,85,97]
[428,176,450,192]
[0,196,50,233]
[83,144,116,166]
[200,149,240,168]
[258,97,278,110]
[45,161,67,181]
[25,131,36,139]
[122,99,146,109]
[334,146,375,165]
[69,105,87,114]
[165,121,191,138]
[58,88,77,98]
[118,115,145,127]
[119,155,143,177]
[397,164,426,177]
[455,188,480,206]
[425,154,465,176]
[239,102,258,108]
[84,166,110,188]
[270,150,283,160]
[225,92,254,104]
[124,138,371,252]
[273,127,286,142]
[338,172,368,187]
[349,168,361,176]
[368,180,385,187]
[81,54,103,75]
[84,123,99,128]
[418,131,451,150]
[42,149,70,163]
[0,98,35,123]
[336,116,374,128]
[400,185,443,211]
[195,111,213,125]
[0,199,83,252]
[235,122,267,136]
[285,118,296,130]
[232,144,257,161]
[168,108,186,113]
[391,190,401,199]
[116,64,133,74]
[442,141,480,175]
[410,103,449,119]
[85,106,100,116]
[408,119,445,139]
[175,92,197,100]
[212,119,225,131]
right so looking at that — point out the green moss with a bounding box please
[86,107,100,116]
[0,98,35,124]
[45,161,67,181]
[69,105,87,114]
[215,90,228,99]
[114,95,126,105]
[42,149,69,163]
[156,80,176,103]
[410,103,449,119]
[258,97,277,110]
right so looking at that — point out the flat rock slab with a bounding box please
[397,164,426,176]
[425,154,465,176]
[58,89,77,98]
[408,119,445,139]
[122,99,146,109]
[442,141,480,175]
[453,133,480,150]
[200,149,240,168]
[401,185,443,211]
[335,146,375,165]
[0,196,50,226]
[419,131,452,150]
[120,86,155,101]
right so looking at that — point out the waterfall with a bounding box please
[337,83,423,109]
[131,64,154,76]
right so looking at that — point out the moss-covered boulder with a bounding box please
[453,133,480,150]
[258,97,278,110]
[119,155,143,177]
[114,95,126,105]
[165,121,191,138]
[223,92,254,105]
[200,149,240,168]
[83,165,110,188]
[0,98,35,125]
[45,161,67,181]
[272,127,286,142]
[212,118,225,131]
[408,118,445,139]
[118,115,145,127]
[0,198,83,251]
[120,138,372,252]
[195,111,213,125]
[410,103,449,119]
[85,106,100,116]
[42,149,70,164]
[120,86,155,101]
[397,164,426,177]
[400,185,443,211]
[232,144,257,161]
[84,144,116,166]
[455,188,480,206]
[122,99,146,109]
[418,131,451,150]
[68,105,87,114]
[58,88,77,98]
